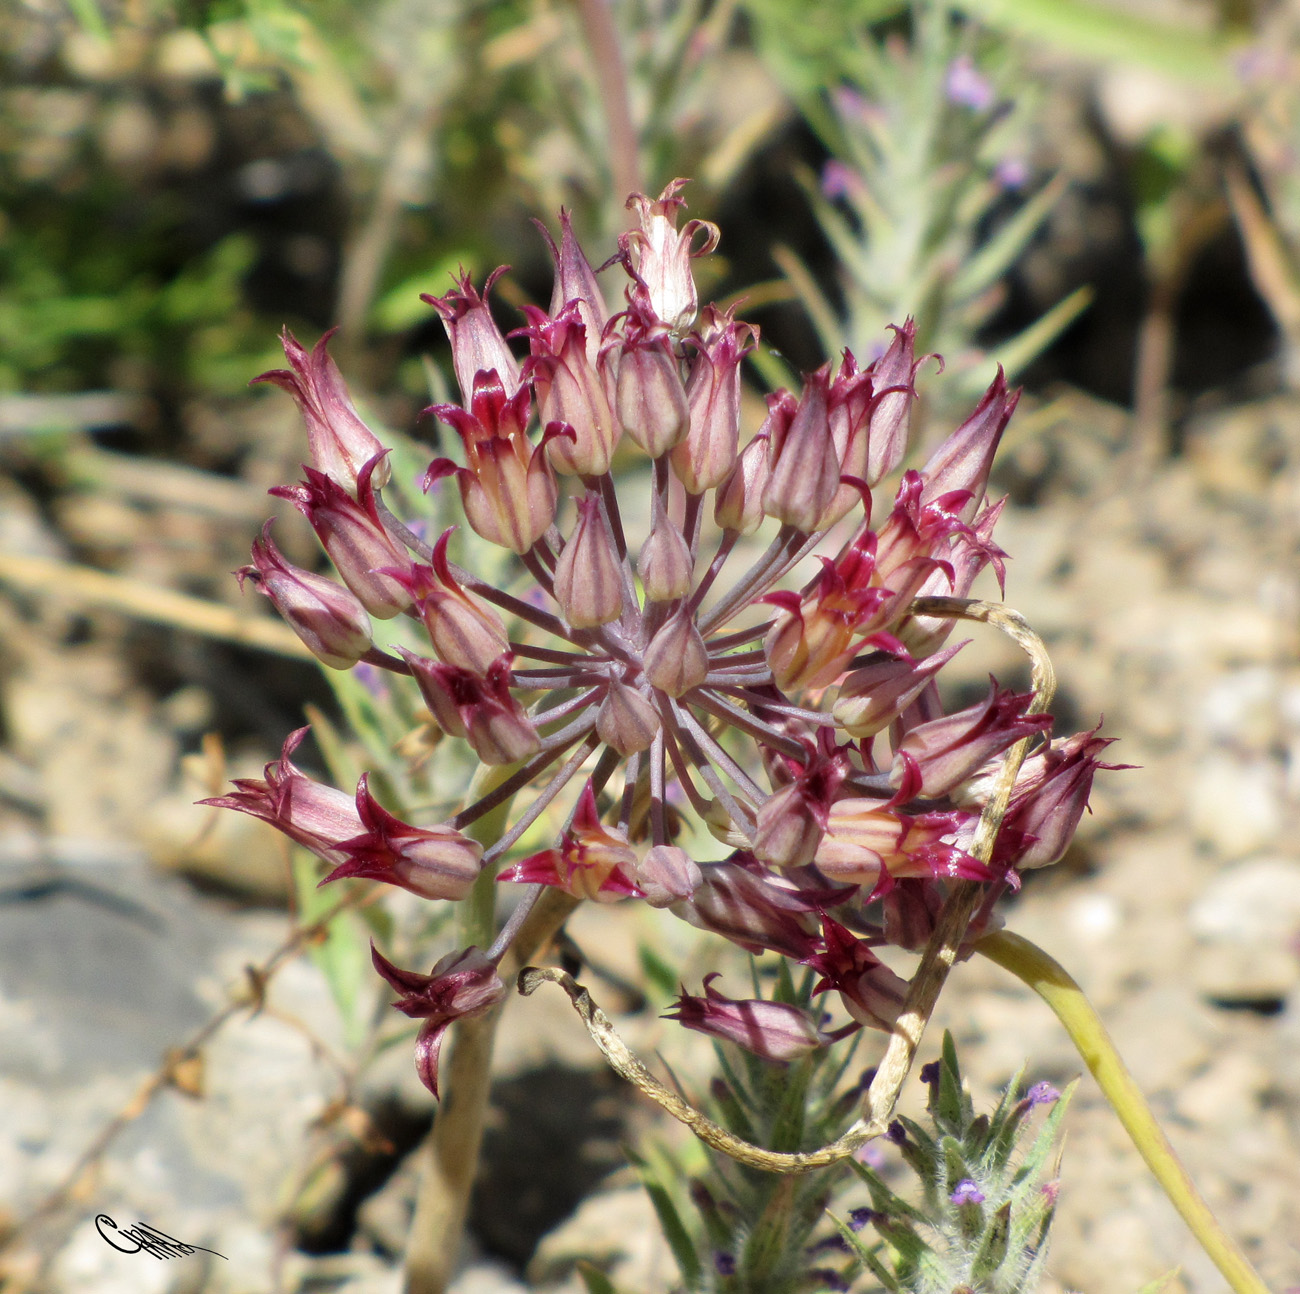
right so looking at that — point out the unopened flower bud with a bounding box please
[919,367,1019,520]
[753,780,826,869]
[617,292,690,456]
[422,267,521,403]
[253,328,390,493]
[271,457,412,618]
[714,433,770,534]
[671,304,755,493]
[552,494,625,628]
[763,365,840,532]
[833,643,965,738]
[644,606,710,696]
[320,774,484,901]
[666,974,830,1061]
[866,319,920,486]
[539,208,609,363]
[520,301,619,476]
[371,944,506,1097]
[634,844,701,907]
[384,530,508,674]
[637,495,694,602]
[240,523,373,669]
[596,679,661,755]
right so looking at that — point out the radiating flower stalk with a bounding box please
[206,182,1269,1294]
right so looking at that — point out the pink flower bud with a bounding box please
[500,782,641,901]
[634,844,701,907]
[895,500,1006,657]
[671,304,756,493]
[271,457,412,619]
[519,301,619,477]
[538,207,609,364]
[807,917,908,1032]
[240,523,373,668]
[752,743,849,869]
[371,944,506,1097]
[620,178,719,332]
[832,642,966,738]
[761,531,892,692]
[425,374,557,555]
[713,432,771,534]
[865,320,921,486]
[422,267,521,404]
[643,606,710,696]
[889,680,1051,798]
[402,652,540,765]
[253,328,390,493]
[666,974,831,1061]
[997,726,1125,868]
[596,679,661,755]
[817,351,875,527]
[198,727,363,865]
[382,530,508,674]
[552,494,625,628]
[671,855,830,959]
[616,290,690,456]
[319,774,484,901]
[919,367,1019,521]
[637,494,694,602]
[763,365,840,532]
[753,781,825,869]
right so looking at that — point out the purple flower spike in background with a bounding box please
[944,54,994,111]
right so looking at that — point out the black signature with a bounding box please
[95,1215,227,1260]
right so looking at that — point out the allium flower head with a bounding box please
[215,184,1118,1095]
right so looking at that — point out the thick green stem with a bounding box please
[977,929,1270,1294]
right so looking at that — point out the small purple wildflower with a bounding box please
[950,1178,985,1205]
[714,1252,737,1277]
[352,660,390,700]
[945,54,994,111]
[848,1207,877,1232]
[1026,1080,1061,1107]
[919,1060,941,1088]
[855,1139,886,1169]
[808,1235,851,1256]
[994,156,1030,190]
[821,160,860,201]
[809,1270,852,1292]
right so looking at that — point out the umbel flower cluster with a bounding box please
[206,182,1115,1096]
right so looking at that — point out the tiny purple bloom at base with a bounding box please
[950,1178,985,1205]
[847,1207,876,1232]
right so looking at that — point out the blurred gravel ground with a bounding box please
[3,387,1300,1292]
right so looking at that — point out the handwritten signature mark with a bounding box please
[95,1215,227,1261]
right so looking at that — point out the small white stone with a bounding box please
[1066,892,1122,942]
[1187,755,1282,859]
[1189,856,1300,943]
